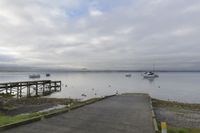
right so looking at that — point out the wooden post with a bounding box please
[54,82,57,91]
[5,84,8,94]
[49,82,51,93]
[42,83,45,95]
[20,85,22,98]
[35,82,38,96]
[27,83,30,97]
[59,81,62,91]
[10,86,12,95]
[17,85,19,99]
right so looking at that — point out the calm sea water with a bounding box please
[0,72,200,103]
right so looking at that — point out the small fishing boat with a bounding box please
[29,74,40,79]
[81,94,87,97]
[125,74,132,77]
[46,73,50,77]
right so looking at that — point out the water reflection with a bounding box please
[144,77,155,83]
[0,72,200,103]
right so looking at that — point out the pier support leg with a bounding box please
[49,83,51,93]
[42,83,45,95]
[54,82,57,91]
[20,86,22,98]
[59,81,62,91]
[10,87,12,95]
[5,85,8,94]
[35,82,38,96]
[17,86,19,99]
[27,84,30,97]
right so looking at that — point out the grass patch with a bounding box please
[67,98,102,109]
[81,98,101,103]
[168,127,200,133]
[0,112,45,126]
[0,93,15,98]
[2,104,16,111]
[0,97,102,126]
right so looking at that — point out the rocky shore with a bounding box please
[152,99,200,128]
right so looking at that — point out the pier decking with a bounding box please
[0,80,61,98]
[2,94,155,133]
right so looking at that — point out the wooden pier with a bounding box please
[0,80,61,98]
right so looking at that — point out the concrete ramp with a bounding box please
[2,94,155,133]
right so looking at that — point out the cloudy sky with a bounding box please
[0,0,200,71]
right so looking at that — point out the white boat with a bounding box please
[143,72,159,78]
[29,74,40,79]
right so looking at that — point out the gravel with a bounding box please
[154,106,200,128]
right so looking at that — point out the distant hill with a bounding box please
[0,64,200,72]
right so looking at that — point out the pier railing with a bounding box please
[0,80,61,98]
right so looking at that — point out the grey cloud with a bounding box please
[0,54,17,63]
[0,0,200,70]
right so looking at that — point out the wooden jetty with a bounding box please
[0,80,61,98]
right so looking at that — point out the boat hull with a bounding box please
[143,75,159,78]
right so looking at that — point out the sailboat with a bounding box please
[143,64,159,79]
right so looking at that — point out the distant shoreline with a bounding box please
[1,70,200,73]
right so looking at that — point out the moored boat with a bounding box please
[46,73,50,77]
[29,74,40,79]
[125,74,132,77]
[143,72,159,78]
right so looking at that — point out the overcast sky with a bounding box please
[0,0,200,71]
